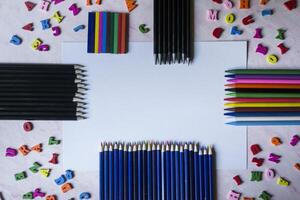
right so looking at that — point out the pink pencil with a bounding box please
[228,79,300,84]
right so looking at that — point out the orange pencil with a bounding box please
[225,83,300,89]
[86,0,92,6]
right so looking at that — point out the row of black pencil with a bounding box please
[0,63,87,120]
[153,0,193,65]
[99,142,214,200]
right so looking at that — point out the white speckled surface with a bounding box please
[0,0,300,199]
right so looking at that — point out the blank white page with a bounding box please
[62,41,247,171]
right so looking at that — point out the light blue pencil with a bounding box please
[227,121,300,126]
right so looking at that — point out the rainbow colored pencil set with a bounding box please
[87,12,129,54]
[224,69,300,126]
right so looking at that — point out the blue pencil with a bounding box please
[152,143,157,200]
[109,144,114,200]
[128,144,133,200]
[100,144,104,200]
[179,145,184,200]
[170,144,175,200]
[114,143,119,200]
[165,144,171,200]
[124,144,128,200]
[198,148,204,200]
[137,144,143,200]
[162,144,166,200]
[104,144,109,200]
[226,120,300,126]
[156,144,162,200]
[133,144,138,200]
[142,143,147,200]
[189,143,195,200]
[119,144,124,200]
[203,147,209,200]
[147,143,153,200]
[174,144,180,200]
[193,144,199,200]
[208,146,214,200]
[184,144,189,200]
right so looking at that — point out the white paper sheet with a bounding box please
[62,42,247,171]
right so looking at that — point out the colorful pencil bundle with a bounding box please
[99,142,215,200]
[0,63,87,120]
[225,69,300,126]
[87,12,129,54]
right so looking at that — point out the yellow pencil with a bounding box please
[224,102,300,108]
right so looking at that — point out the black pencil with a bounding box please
[154,0,158,64]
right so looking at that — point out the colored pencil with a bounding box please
[165,144,171,200]
[104,144,109,200]
[175,144,180,200]
[225,112,300,117]
[225,74,300,80]
[225,88,300,93]
[161,144,165,200]
[228,79,300,84]
[225,83,300,89]
[156,144,162,200]
[147,143,153,200]
[225,107,300,112]
[198,148,204,200]
[179,145,184,200]
[137,144,143,200]
[152,143,157,200]
[128,144,133,200]
[100,144,104,200]
[189,143,195,200]
[193,144,199,200]
[170,144,175,200]
[203,147,209,200]
[225,102,300,108]
[114,143,119,200]
[184,144,189,200]
[124,144,128,200]
[226,69,300,75]
[133,144,138,200]
[225,98,300,103]
[227,92,300,98]
[154,0,158,64]
[229,116,300,121]
[208,146,214,200]
[142,143,147,200]
[119,144,124,200]
[109,144,114,200]
[227,121,300,126]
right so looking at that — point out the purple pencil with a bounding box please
[231,75,300,80]
[228,79,300,84]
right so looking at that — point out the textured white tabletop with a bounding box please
[0,0,300,199]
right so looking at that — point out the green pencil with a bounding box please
[226,69,300,75]
[227,92,300,98]
[113,13,119,54]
